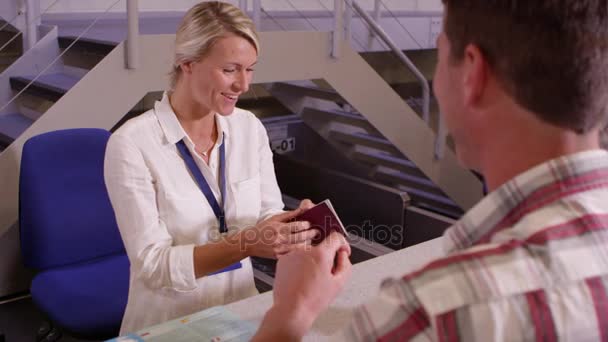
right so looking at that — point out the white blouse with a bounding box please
[104,93,284,334]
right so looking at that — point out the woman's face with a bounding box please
[181,33,257,116]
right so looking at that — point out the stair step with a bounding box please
[0,55,19,65]
[374,168,442,196]
[10,72,83,102]
[0,113,34,145]
[353,150,421,175]
[0,58,18,73]
[18,105,45,121]
[273,81,345,103]
[301,107,374,131]
[58,36,118,56]
[0,30,22,54]
[330,130,400,155]
[0,51,20,71]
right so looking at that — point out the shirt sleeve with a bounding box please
[104,133,198,292]
[336,277,434,342]
[254,117,285,221]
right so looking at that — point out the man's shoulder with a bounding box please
[402,234,572,317]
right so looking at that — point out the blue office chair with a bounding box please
[19,128,129,340]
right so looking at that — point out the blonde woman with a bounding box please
[104,1,316,334]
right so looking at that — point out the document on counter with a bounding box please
[107,306,256,342]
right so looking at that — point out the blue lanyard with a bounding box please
[176,135,241,275]
[176,136,227,233]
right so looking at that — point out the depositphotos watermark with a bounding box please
[205,218,405,252]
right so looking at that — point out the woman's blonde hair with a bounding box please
[170,1,260,89]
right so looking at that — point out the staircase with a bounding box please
[0,21,22,74]
[0,35,146,151]
[0,22,23,150]
[267,80,464,218]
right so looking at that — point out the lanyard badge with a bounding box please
[176,135,242,274]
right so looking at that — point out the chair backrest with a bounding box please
[19,128,125,270]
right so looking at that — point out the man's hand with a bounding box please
[252,232,352,341]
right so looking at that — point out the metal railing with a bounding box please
[122,0,443,158]
[238,0,262,28]
[0,0,64,55]
[248,0,431,124]
[343,0,444,159]
[0,0,123,114]
[376,0,423,49]
[238,0,442,158]
[346,0,431,124]
[8,0,441,152]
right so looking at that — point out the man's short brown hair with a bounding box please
[441,0,608,133]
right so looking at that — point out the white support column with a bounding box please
[25,0,38,50]
[332,0,344,58]
[126,0,139,69]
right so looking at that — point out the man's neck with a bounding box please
[480,123,601,193]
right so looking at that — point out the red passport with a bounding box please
[293,199,348,244]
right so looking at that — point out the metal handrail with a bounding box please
[347,0,431,124]
[367,0,381,49]
[254,0,440,155]
[377,0,423,49]
[260,7,287,31]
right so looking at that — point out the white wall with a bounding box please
[36,0,443,13]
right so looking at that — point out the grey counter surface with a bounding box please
[226,236,445,341]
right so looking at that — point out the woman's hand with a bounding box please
[240,200,318,259]
[298,198,315,211]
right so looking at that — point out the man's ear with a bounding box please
[462,43,489,107]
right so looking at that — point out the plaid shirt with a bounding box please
[343,150,608,341]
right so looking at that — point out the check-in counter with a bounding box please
[226,236,444,340]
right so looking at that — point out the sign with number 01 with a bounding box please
[270,137,296,154]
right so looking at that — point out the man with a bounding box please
[253,0,608,340]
